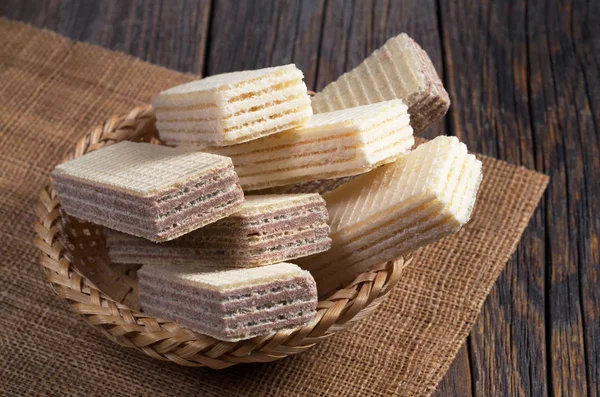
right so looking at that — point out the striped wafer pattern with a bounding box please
[202,100,414,191]
[310,33,450,134]
[137,263,318,342]
[153,65,313,146]
[51,141,232,196]
[298,136,483,296]
[104,194,332,267]
[51,142,245,242]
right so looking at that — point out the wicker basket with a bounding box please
[33,105,412,368]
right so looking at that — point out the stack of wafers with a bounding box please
[154,64,312,147]
[51,32,483,342]
[51,142,245,242]
[138,263,317,341]
[104,194,331,268]
[207,100,414,190]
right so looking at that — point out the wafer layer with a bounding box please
[137,262,318,341]
[297,136,483,297]
[310,33,450,134]
[105,194,331,267]
[153,64,313,146]
[51,142,245,242]
[194,100,414,191]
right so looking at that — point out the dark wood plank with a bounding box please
[570,3,600,395]
[439,0,550,395]
[432,344,473,397]
[206,0,325,89]
[441,0,600,396]
[525,0,600,395]
[0,0,212,73]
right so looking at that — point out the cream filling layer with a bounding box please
[155,80,308,120]
[156,96,312,131]
[159,108,313,144]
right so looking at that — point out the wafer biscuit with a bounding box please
[153,64,312,146]
[193,100,414,191]
[105,194,331,267]
[297,136,483,297]
[310,33,450,134]
[51,142,245,242]
[138,262,318,341]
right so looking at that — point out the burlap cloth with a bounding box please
[0,19,549,396]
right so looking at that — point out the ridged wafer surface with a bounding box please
[137,262,318,341]
[51,141,245,242]
[298,136,483,296]
[205,100,414,190]
[51,141,231,196]
[105,193,331,267]
[310,33,450,134]
[153,64,313,146]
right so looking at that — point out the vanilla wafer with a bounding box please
[138,262,318,341]
[105,194,331,267]
[153,64,312,146]
[297,136,483,297]
[51,141,245,242]
[194,100,414,191]
[310,33,450,134]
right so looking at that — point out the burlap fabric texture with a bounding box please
[0,19,548,396]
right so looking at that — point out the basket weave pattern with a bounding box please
[33,105,412,368]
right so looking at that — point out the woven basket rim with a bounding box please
[33,105,412,368]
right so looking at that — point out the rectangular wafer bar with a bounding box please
[137,262,318,341]
[51,141,245,242]
[310,33,450,134]
[153,64,312,146]
[105,194,331,268]
[198,100,414,191]
[297,136,483,297]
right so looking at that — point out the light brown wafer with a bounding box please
[104,194,332,268]
[137,262,318,342]
[51,141,245,242]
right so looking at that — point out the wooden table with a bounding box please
[2,1,598,395]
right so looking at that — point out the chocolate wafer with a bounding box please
[297,136,483,297]
[51,141,245,242]
[153,64,312,146]
[310,33,450,134]
[137,262,318,341]
[104,194,331,267]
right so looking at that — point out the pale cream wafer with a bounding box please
[137,262,318,342]
[297,136,483,297]
[197,100,414,191]
[153,64,312,146]
[310,33,450,134]
[51,141,245,242]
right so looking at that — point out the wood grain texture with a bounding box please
[439,1,550,395]
[0,0,211,72]
[205,0,325,89]
[525,0,600,395]
[440,0,599,396]
[1,0,598,396]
